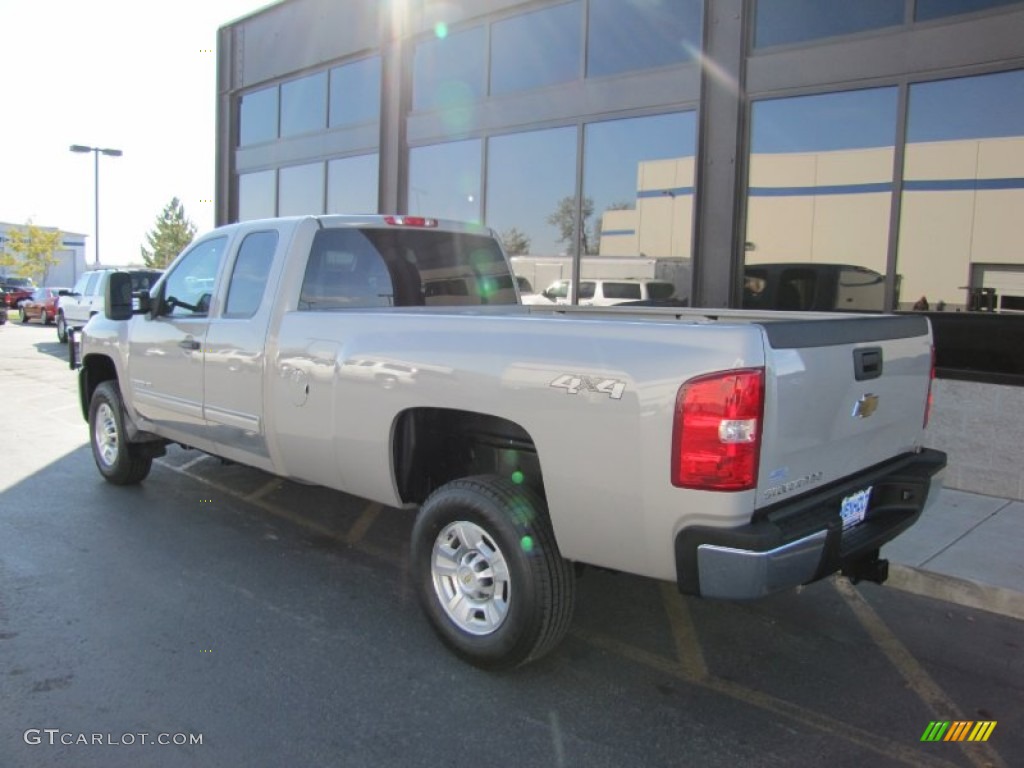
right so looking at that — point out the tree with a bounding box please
[140,198,196,268]
[546,196,597,255]
[1,221,63,282]
[499,227,531,256]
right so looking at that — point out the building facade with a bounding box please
[216,0,1024,311]
[0,222,87,287]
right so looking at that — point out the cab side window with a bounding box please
[225,231,278,318]
[159,237,228,318]
[83,273,100,296]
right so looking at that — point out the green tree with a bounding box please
[499,227,531,256]
[1,221,63,282]
[546,196,597,255]
[140,198,196,268]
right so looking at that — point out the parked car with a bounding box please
[1,275,37,309]
[57,268,162,343]
[20,287,68,325]
[542,277,676,306]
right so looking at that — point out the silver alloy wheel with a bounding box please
[94,402,119,468]
[431,521,511,636]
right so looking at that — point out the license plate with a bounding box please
[840,486,873,530]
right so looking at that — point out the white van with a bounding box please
[542,278,676,306]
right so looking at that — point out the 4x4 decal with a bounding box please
[549,374,626,400]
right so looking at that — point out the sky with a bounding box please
[0,0,271,264]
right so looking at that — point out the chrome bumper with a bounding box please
[697,531,828,599]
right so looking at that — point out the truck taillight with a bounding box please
[923,345,935,429]
[384,215,437,228]
[672,368,764,491]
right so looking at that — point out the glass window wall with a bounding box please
[413,26,486,111]
[490,1,581,96]
[916,0,1022,22]
[238,170,277,221]
[239,87,278,146]
[743,88,898,311]
[280,72,328,138]
[485,127,577,257]
[582,112,697,302]
[330,57,381,127]
[754,0,904,48]
[898,69,1024,311]
[408,140,482,223]
[278,162,325,216]
[327,154,380,214]
[587,0,702,78]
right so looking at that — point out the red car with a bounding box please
[1,276,36,308]
[20,287,68,325]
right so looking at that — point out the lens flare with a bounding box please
[434,22,448,39]
[520,535,534,553]
[511,470,524,485]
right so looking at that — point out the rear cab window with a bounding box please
[300,227,513,309]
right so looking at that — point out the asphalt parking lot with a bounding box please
[1,320,1021,767]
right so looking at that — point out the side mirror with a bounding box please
[58,289,71,297]
[105,273,137,321]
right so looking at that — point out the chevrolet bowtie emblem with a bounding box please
[852,393,879,418]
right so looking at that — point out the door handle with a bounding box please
[179,338,201,351]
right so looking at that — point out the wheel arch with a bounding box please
[392,408,545,507]
[78,353,119,421]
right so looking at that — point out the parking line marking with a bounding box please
[834,578,1007,768]
[345,503,381,545]
[154,459,404,568]
[178,455,211,472]
[245,478,284,502]
[659,583,708,681]
[573,628,961,768]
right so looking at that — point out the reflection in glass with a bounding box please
[916,0,1021,22]
[490,1,581,95]
[330,57,381,127]
[413,26,485,111]
[408,140,481,223]
[280,72,328,138]
[239,87,278,146]
[327,154,379,214]
[899,69,1024,311]
[754,0,903,48]
[744,88,897,310]
[587,0,702,78]
[278,162,324,216]
[238,170,276,221]
[584,113,696,284]
[486,127,577,256]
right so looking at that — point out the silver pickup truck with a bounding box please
[74,215,946,669]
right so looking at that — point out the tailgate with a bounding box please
[755,315,932,509]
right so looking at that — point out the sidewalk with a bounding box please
[883,486,1024,620]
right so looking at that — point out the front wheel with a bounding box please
[410,476,575,669]
[56,312,68,343]
[89,381,152,485]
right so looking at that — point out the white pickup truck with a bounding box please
[74,215,946,669]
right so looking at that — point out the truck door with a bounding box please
[202,229,279,461]
[128,236,228,444]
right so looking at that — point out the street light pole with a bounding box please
[70,144,123,266]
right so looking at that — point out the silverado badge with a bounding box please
[852,393,879,419]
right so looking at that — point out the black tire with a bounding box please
[40,311,50,325]
[411,475,575,670]
[88,381,153,485]
[56,312,68,343]
[19,307,27,323]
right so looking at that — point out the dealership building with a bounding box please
[216,1,1024,495]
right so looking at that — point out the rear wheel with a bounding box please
[40,311,50,325]
[19,307,27,323]
[56,312,67,343]
[410,475,575,669]
[89,381,152,485]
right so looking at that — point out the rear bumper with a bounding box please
[675,448,947,599]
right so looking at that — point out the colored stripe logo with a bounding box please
[921,721,996,742]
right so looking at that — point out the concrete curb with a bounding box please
[886,563,1024,622]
